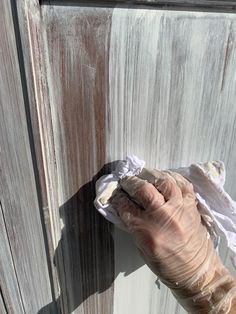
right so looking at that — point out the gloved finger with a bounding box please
[138,168,165,186]
[163,170,195,197]
[111,190,142,230]
[120,176,165,211]
[138,168,194,199]
[138,169,186,201]
[155,173,182,201]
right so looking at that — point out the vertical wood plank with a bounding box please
[40,6,114,313]
[0,292,7,314]
[15,0,60,304]
[0,202,24,313]
[0,0,54,312]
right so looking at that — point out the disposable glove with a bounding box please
[111,169,236,313]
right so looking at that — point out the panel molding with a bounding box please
[15,0,64,310]
[0,0,55,311]
[44,0,236,13]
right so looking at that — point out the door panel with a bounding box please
[17,1,236,313]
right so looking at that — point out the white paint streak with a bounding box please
[109,8,236,314]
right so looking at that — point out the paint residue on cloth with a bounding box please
[94,155,236,264]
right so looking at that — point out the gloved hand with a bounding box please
[111,169,236,314]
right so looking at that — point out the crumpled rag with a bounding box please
[94,155,236,263]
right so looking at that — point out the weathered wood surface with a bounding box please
[0,0,54,312]
[108,8,236,197]
[0,202,24,313]
[109,8,236,314]
[40,5,115,314]
[37,3,236,314]
[0,293,7,314]
[15,0,61,303]
[4,0,235,313]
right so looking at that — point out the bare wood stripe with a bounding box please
[32,5,115,313]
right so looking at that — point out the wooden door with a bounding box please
[1,0,236,313]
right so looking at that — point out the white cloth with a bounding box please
[94,155,145,224]
[94,155,236,261]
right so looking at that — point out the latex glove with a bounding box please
[111,169,236,314]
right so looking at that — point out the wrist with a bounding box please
[170,252,236,313]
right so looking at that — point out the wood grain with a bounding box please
[109,8,236,197]
[40,5,114,313]
[0,291,7,314]
[15,0,61,303]
[11,1,236,314]
[39,4,236,314]
[0,202,24,313]
[0,0,54,312]
[108,8,236,314]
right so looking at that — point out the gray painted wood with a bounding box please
[108,8,236,314]
[0,0,54,312]
[15,0,60,303]
[0,202,24,313]
[0,291,7,314]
